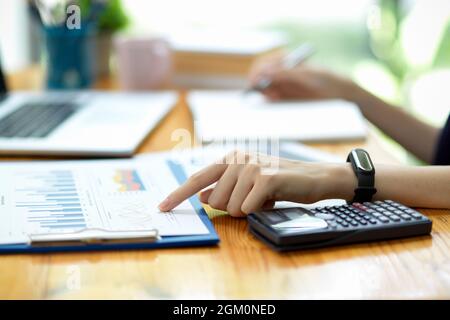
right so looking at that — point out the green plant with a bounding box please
[79,0,129,32]
[97,0,128,32]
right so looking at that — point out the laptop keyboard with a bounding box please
[0,102,78,138]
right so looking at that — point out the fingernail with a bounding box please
[158,197,172,211]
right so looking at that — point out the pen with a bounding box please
[245,43,316,93]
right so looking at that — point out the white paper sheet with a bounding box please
[188,91,367,142]
[0,157,209,245]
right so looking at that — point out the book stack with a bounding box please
[167,29,286,89]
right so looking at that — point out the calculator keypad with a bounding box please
[309,200,424,230]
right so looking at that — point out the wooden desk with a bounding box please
[1,68,449,299]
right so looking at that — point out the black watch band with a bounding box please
[346,148,377,203]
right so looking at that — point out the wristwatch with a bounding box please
[346,148,377,203]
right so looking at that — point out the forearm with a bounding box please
[322,163,450,209]
[342,81,440,164]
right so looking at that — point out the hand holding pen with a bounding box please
[246,43,353,101]
[246,43,316,94]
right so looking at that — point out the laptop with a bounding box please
[0,62,176,157]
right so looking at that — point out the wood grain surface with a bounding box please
[0,68,449,299]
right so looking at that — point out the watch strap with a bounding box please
[346,149,377,203]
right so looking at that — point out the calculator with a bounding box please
[247,200,432,251]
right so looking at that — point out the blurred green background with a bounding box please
[255,0,450,163]
[1,0,449,163]
[121,0,450,127]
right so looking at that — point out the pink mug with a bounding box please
[114,36,172,90]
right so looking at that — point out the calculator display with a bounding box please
[265,208,328,230]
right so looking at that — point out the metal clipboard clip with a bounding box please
[28,228,160,247]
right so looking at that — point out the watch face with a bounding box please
[353,149,373,172]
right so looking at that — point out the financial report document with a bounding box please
[0,157,209,245]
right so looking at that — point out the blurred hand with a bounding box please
[248,53,354,101]
[158,151,354,217]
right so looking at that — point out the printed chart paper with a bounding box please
[0,157,209,245]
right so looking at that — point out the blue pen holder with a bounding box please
[43,25,96,89]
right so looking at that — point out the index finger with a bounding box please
[158,162,228,211]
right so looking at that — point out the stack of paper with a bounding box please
[188,91,368,142]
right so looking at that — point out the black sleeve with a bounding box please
[433,114,450,165]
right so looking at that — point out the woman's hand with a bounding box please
[248,53,356,101]
[159,151,356,217]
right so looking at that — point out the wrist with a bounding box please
[341,80,382,114]
[340,79,364,103]
[317,163,357,202]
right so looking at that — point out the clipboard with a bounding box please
[0,160,219,254]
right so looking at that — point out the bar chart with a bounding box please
[113,169,146,192]
[14,169,87,233]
